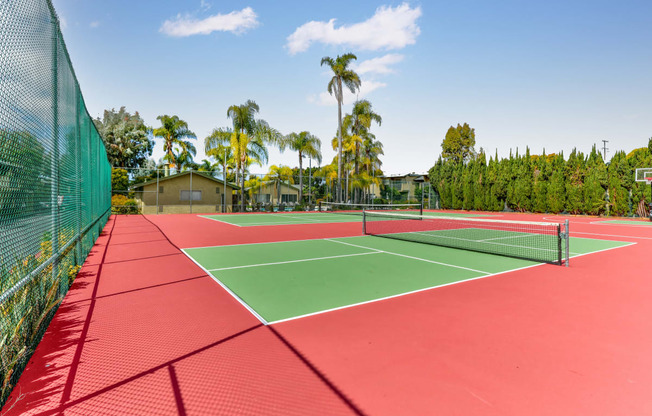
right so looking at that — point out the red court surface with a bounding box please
[3,212,652,415]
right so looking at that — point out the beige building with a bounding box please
[371,173,430,201]
[248,181,300,205]
[132,171,239,214]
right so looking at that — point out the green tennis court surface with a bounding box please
[199,211,483,226]
[183,235,631,323]
[597,220,652,226]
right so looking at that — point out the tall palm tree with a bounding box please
[197,159,220,175]
[205,101,282,210]
[153,115,196,172]
[316,163,338,201]
[264,165,294,204]
[344,100,382,203]
[206,143,236,181]
[321,53,361,202]
[282,131,322,202]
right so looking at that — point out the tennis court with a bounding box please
[183,234,630,323]
[596,219,652,226]
[199,210,482,227]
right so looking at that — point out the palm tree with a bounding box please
[206,143,236,182]
[153,115,196,172]
[316,163,338,201]
[321,53,361,202]
[344,100,382,203]
[197,159,220,175]
[264,165,294,204]
[244,176,263,204]
[205,101,282,210]
[282,131,322,202]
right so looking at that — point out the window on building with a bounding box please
[256,194,271,203]
[180,190,202,201]
[216,186,221,194]
[281,194,297,203]
[159,186,164,193]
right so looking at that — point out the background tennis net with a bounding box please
[363,211,568,265]
[320,202,423,215]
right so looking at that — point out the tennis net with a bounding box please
[320,202,423,215]
[363,211,569,265]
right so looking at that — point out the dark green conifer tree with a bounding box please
[547,153,566,213]
[607,151,630,216]
[565,148,585,214]
[583,145,607,215]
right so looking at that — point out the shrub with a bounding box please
[111,195,140,214]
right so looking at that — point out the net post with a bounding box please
[420,201,423,216]
[557,224,562,265]
[565,219,570,267]
[362,209,366,234]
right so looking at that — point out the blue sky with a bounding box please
[52,0,652,173]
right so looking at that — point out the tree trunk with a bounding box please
[298,152,303,203]
[336,79,343,203]
[354,142,360,204]
[240,161,245,212]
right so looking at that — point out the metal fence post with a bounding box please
[156,169,160,214]
[51,16,60,283]
[189,170,193,214]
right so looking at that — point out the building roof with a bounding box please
[245,180,300,192]
[381,173,429,180]
[132,171,240,190]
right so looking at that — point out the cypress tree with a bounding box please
[607,151,629,216]
[531,151,550,213]
[512,147,533,212]
[473,151,487,211]
[565,148,585,214]
[583,145,607,215]
[462,159,474,210]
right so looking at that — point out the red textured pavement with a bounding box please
[4,211,652,415]
[2,215,359,416]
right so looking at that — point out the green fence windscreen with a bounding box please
[0,0,111,406]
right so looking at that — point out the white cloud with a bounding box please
[200,0,211,11]
[160,7,259,37]
[310,79,387,106]
[353,54,404,75]
[89,21,100,28]
[286,3,421,55]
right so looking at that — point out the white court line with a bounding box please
[180,248,268,325]
[478,233,537,242]
[270,239,637,325]
[208,251,380,271]
[588,220,652,229]
[571,231,652,240]
[566,241,637,261]
[200,214,359,227]
[268,261,548,325]
[324,238,491,275]
[198,215,243,227]
[184,237,335,251]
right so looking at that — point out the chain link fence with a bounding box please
[0,0,111,407]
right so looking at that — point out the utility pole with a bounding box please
[601,140,609,161]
